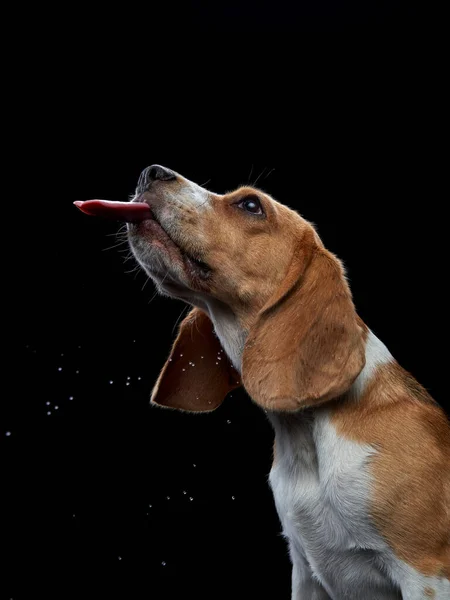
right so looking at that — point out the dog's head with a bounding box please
[128,165,366,413]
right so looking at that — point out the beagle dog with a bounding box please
[78,165,450,599]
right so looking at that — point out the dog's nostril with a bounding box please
[147,165,177,183]
[136,165,177,194]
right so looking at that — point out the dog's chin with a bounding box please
[156,278,209,308]
[137,262,209,310]
[128,219,212,297]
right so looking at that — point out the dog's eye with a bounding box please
[237,196,264,215]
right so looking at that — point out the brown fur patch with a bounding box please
[151,307,241,412]
[242,230,366,411]
[332,361,450,577]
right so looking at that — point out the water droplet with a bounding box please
[133,340,136,343]
[208,401,212,405]
[58,367,62,372]
[149,504,152,508]
[215,362,218,365]
[46,401,50,406]
[5,431,11,437]
[218,357,222,360]
[193,464,196,468]
[55,406,59,410]
[227,420,231,424]
[76,370,80,374]
[69,396,74,401]
[166,496,170,500]
[201,356,204,359]
[127,376,131,380]
[180,354,183,357]
[61,353,64,357]
[192,363,195,366]
[126,382,130,386]
[169,358,172,362]
[78,345,81,349]
[182,368,186,371]
[161,561,166,566]
[189,497,193,501]
[47,411,51,416]
[118,556,122,561]
[137,377,141,380]
[73,514,75,517]
[182,491,187,495]
[109,380,113,384]
[231,496,235,500]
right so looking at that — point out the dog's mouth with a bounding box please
[74,199,212,288]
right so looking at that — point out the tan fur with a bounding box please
[331,362,450,577]
[242,228,366,411]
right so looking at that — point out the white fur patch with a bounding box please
[349,329,394,398]
[166,177,212,211]
[204,299,247,372]
[268,409,403,599]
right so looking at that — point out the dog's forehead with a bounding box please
[223,185,264,198]
[170,171,304,237]
[177,173,267,200]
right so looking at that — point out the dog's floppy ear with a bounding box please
[242,237,366,412]
[151,307,241,412]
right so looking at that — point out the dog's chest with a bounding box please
[268,410,393,596]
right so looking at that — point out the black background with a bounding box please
[4,3,448,599]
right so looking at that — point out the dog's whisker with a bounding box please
[172,305,190,336]
[262,167,275,182]
[102,240,129,251]
[124,266,140,275]
[252,166,267,187]
[122,251,137,263]
[247,164,254,184]
[141,276,152,292]
[148,266,170,302]
[105,230,127,238]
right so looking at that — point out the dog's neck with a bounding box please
[202,298,248,372]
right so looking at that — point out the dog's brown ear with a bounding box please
[151,307,241,412]
[242,239,366,412]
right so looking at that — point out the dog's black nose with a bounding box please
[147,165,177,182]
[137,165,176,192]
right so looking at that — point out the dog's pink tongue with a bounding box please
[73,200,152,222]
